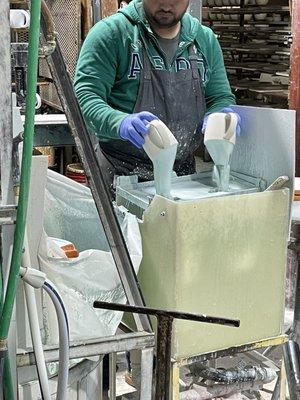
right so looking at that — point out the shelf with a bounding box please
[231,81,288,92]
[212,24,291,32]
[206,0,290,108]
[207,5,290,13]
[222,45,289,54]
[207,20,290,25]
[246,20,290,24]
[236,98,287,107]
[225,62,289,73]
[220,37,290,45]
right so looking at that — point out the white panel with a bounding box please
[231,106,295,194]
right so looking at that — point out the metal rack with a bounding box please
[202,0,291,108]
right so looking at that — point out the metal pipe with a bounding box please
[43,279,69,400]
[22,234,51,400]
[93,301,240,328]
[0,0,15,340]
[109,353,117,399]
[92,0,101,24]
[24,284,51,399]
[43,279,70,400]
[283,341,300,400]
[0,0,14,210]
[194,365,276,384]
[17,332,154,369]
[0,0,42,341]
[285,237,300,400]
[39,0,56,57]
[141,348,154,400]
[156,316,173,400]
[271,376,280,400]
[294,255,300,331]
[180,377,276,400]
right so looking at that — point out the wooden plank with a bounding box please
[81,0,93,38]
[101,0,118,18]
[289,0,300,175]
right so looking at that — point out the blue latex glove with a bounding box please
[202,107,242,136]
[119,111,159,149]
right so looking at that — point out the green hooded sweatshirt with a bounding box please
[74,0,236,143]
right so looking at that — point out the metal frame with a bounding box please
[283,222,300,400]
[16,332,155,366]
[0,1,18,397]
[171,335,288,400]
[17,332,155,400]
[41,17,151,333]
[0,206,17,226]
[92,0,101,24]
[33,124,74,147]
[175,335,288,367]
[93,301,239,400]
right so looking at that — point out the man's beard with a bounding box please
[146,9,185,28]
[152,12,180,27]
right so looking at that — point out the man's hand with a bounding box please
[202,107,241,137]
[119,112,159,149]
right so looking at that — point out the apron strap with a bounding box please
[188,44,202,81]
[188,44,205,101]
[141,46,152,81]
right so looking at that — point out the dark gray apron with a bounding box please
[100,43,206,182]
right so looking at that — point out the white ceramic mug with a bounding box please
[143,120,178,161]
[10,9,30,29]
[204,112,238,145]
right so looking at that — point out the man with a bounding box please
[74,0,239,186]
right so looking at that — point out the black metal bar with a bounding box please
[284,341,300,400]
[92,0,101,24]
[41,16,151,333]
[94,301,239,400]
[155,316,173,400]
[0,350,7,388]
[93,301,240,328]
[284,227,300,400]
[271,376,280,400]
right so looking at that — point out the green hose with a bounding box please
[0,0,42,396]
[0,261,3,316]
[3,358,15,400]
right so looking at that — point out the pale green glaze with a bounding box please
[205,139,235,192]
[138,189,289,359]
[152,145,177,199]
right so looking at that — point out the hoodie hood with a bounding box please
[118,0,200,42]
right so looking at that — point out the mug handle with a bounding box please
[22,10,30,28]
[224,113,238,141]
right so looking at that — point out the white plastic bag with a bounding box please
[40,171,142,344]
[44,169,110,252]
